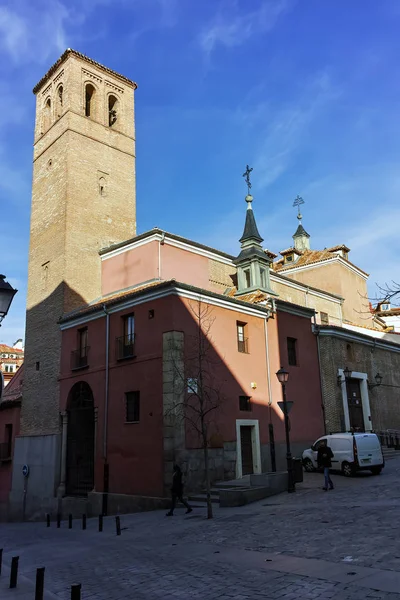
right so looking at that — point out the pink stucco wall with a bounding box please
[101,239,212,297]
[60,291,324,498]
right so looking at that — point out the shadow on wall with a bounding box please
[9,281,88,521]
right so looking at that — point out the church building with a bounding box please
[2,50,399,521]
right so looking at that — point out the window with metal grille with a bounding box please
[239,396,252,411]
[126,391,140,422]
[287,337,297,366]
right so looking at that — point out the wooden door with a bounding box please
[240,426,254,475]
[346,378,365,432]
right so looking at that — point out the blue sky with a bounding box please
[1,0,400,345]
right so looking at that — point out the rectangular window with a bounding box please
[124,314,135,342]
[239,396,252,412]
[237,322,248,353]
[287,337,297,366]
[260,268,267,288]
[126,391,140,423]
[244,269,251,288]
[320,311,329,325]
[79,328,88,358]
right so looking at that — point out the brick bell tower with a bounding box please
[10,50,137,518]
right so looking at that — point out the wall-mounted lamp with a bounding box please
[368,373,383,390]
[337,366,352,387]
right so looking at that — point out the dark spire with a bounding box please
[293,223,310,239]
[292,195,310,251]
[239,195,263,244]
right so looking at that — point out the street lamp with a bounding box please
[368,372,383,390]
[276,366,295,493]
[0,275,17,326]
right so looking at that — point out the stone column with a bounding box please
[57,411,68,498]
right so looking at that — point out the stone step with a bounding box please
[188,493,220,504]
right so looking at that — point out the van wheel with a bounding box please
[303,458,315,473]
[371,467,382,475]
[342,461,354,477]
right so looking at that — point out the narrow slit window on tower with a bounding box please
[43,98,52,132]
[57,85,63,117]
[85,84,95,117]
[108,95,118,126]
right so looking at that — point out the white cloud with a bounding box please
[0,1,70,66]
[248,71,341,188]
[199,0,291,57]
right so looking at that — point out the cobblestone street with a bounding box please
[2,458,400,599]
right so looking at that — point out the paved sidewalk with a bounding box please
[1,458,400,599]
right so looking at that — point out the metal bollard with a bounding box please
[57,513,61,528]
[9,556,19,589]
[82,514,86,530]
[68,514,73,529]
[35,567,45,600]
[46,513,51,528]
[71,583,81,600]
[116,515,121,536]
[98,514,103,532]
[0,548,2,575]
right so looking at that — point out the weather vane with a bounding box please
[243,165,253,195]
[293,195,305,221]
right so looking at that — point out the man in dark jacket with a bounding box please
[166,464,193,516]
[317,440,334,491]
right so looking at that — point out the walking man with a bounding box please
[317,439,334,491]
[166,464,193,516]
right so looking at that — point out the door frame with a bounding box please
[235,419,262,478]
[337,369,372,432]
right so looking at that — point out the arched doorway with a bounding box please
[66,382,95,496]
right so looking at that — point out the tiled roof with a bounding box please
[61,280,164,321]
[100,228,236,261]
[1,364,23,405]
[279,247,302,256]
[33,49,137,94]
[60,279,272,324]
[274,248,369,276]
[225,288,269,304]
[375,307,400,316]
[0,344,23,354]
[264,249,278,259]
[328,244,350,253]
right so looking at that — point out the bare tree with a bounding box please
[374,282,400,307]
[166,298,225,519]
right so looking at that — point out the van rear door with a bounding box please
[355,434,383,466]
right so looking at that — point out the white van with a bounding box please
[302,433,384,477]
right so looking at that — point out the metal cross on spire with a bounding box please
[242,165,253,195]
[293,195,305,222]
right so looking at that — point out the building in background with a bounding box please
[0,341,24,387]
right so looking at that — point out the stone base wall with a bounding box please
[319,335,400,433]
[8,433,61,521]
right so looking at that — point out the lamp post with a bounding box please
[276,366,295,493]
[0,275,17,327]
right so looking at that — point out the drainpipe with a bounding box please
[313,314,327,434]
[102,304,110,515]
[158,232,165,280]
[264,311,276,472]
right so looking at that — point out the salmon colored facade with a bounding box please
[57,227,325,506]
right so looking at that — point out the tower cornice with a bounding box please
[33,48,138,94]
